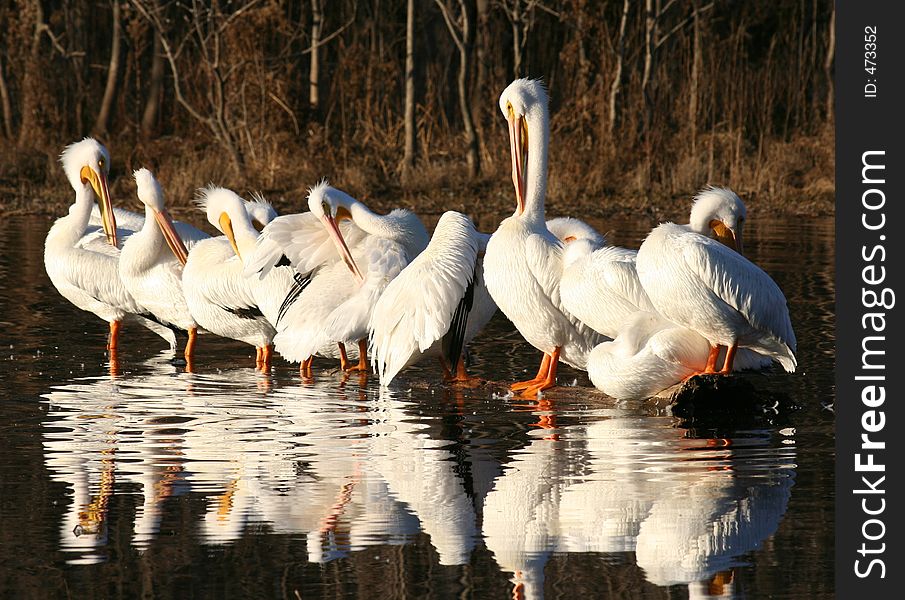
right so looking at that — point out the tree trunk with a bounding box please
[18,0,46,148]
[402,0,416,175]
[95,0,122,135]
[0,55,13,139]
[141,29,165,136]
[309,0,323,111]
[511,1,522,78]
[641,0,655,137]
[607,0,629,135]
[457,1,479,178]
[689,0,701,154]
[824,4,835,122]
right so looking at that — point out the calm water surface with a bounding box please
[0,214,834,599]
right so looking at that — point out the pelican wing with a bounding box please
[561,247,655,338]
[682,236,796,351]
[62,248,141,315]
[187,240,260,317]
[368,214,478,384]
[326,237,410,347]
[524,232,565,306]
[244,213,366,278]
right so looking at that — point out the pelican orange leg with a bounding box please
[519,347,561,397]
[261,344,274,371]
[184,327,197,360]
[300,356,314,378]
[343,340,369,373]
[718,342,738,374]
[511,353,551,391]
[107,320,121,350]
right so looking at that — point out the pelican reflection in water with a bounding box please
[41,364,794,597]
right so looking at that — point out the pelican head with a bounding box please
[306,180,364,283]
[61,137,117,246]
[546,216,606,246]
[689,186,747,254]
[245,192,279,228]
[195,186,250,260]
[546,216,607,268]
[134,168,189,265]
[499,78,548,216]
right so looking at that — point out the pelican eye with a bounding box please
[98,158,105,169]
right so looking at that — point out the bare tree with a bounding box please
[309,0,323,111]
[824,3,835,122]
[131,0,259,173]
[607,0,629,135]
[0,55,13,139]
[435,0,481,178]
[95,0,122,135]
[141,30,166,137]
[401,0,416,176]
[497,0,539,79]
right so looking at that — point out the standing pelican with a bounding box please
[247,181,429,375]
[546,217,656,338]
[311,183,429,372]
[368,211,497,386]
[636,187,796,374]
[118,169,197,360]
[483,79,604,396]
[44,138,177,351]
[182,187,290,369]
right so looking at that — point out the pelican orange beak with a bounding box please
[322,214,364,283]
[709,219,742,254]
[155,208,189,265]
[81,165,117,246]
[219,212,242,259]
[507,111,528,216]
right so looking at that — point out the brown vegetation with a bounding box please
[0,0,834,220]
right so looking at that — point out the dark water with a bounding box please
[0,214,834,599]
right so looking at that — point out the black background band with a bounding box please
[836,1,904,596]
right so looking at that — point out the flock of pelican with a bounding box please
[44,78,796,400]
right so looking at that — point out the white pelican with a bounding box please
[546,217,656,338]
[44,138,178,352]
[636,187,796,374]
[182,187,291,369]
[246,181,428,375]
[483,79,604,396]
[118,168,198,360]
[368,211,497,386]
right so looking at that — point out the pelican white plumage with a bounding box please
[44,138,178,351]
[368,211,497,386]
[118,168,198,360]
[247,181,429,375]
[636,187,796,374]
[182,187,292,369]
[546,217,656,339]
[483,79,605,396]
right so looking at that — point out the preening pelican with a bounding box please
[586,311,771,400]
[368,211,497,386]
[118,168,197,360]
[309,183,429,373]
[546,217,656,338]
[182,187,290,369]
[636,187,796,374]
[247,181,429,375]
[483,79,604,396]
[44,138,178,351]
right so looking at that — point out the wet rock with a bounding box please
[666,374,800,429]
